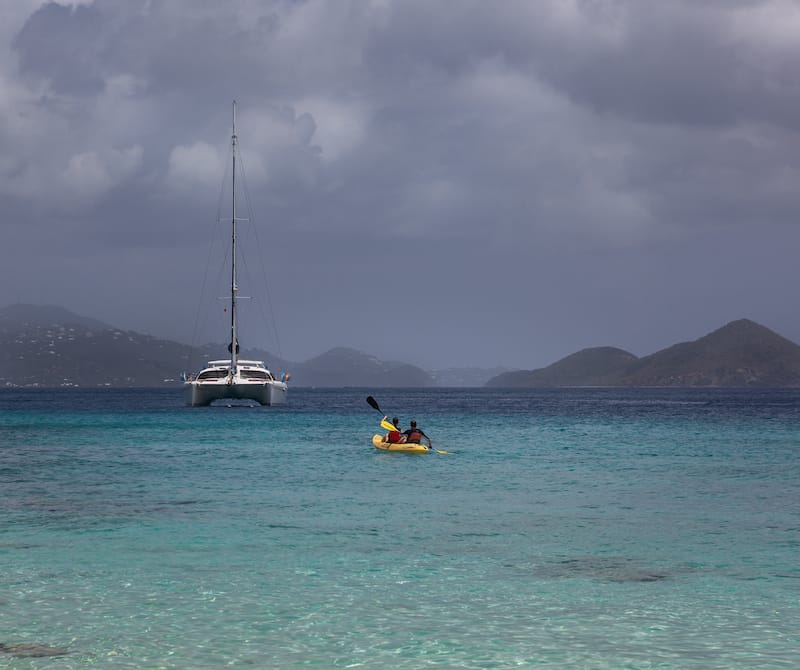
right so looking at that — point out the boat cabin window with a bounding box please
[243,370,269,380]
[197,369,229,380]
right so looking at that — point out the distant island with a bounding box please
[2,304,799,388]
[485,319,800,387]
[0,304,505,388]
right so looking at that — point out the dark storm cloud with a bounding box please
[2,0,800,368]
[14,2,108,94]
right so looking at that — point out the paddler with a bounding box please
[403,420,431,447]
[384,416,407,443]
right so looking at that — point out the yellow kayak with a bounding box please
[372,434,431,453]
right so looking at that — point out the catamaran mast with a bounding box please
[230,100,239,375]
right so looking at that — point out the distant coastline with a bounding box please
[485,319,800,388]
[2,305,799,388]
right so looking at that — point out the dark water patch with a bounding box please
[0,642,69,658]
[532,556,671,583]
[0,542,41,550]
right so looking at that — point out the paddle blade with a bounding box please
[366,395,382,413]
[380,419,397,432]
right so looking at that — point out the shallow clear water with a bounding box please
[1,388,798,668]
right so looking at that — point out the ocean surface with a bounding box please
[0,387,798,669]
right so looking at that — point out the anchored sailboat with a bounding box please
[184,101,288,407]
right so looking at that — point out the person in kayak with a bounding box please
[403,420,431,446]
[386,417,407,443]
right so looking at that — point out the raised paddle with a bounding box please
[366,395,383,413]
[367,396,398,431]
[365,396,450,454]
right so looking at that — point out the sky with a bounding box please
[2,0,800,370]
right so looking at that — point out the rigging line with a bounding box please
[237,150,284,363]
[188,152,231,372]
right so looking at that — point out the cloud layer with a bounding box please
[2,0,800,368]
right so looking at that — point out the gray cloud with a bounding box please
[2,0,800,369]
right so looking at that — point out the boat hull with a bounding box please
[372,434,431,453]
[185,380,288,407]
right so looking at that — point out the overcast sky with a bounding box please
[3,0,800,370]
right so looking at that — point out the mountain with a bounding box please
[0,303,110,331]
[0,304,432,388]
[486,347,638,388]
[290,347,433,387]
[622,319,800,386]
[486,319,800,387]
[0,303,193,387]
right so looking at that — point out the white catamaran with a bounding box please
[184,102,288,407]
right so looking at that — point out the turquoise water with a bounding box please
[1,388,798,668]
